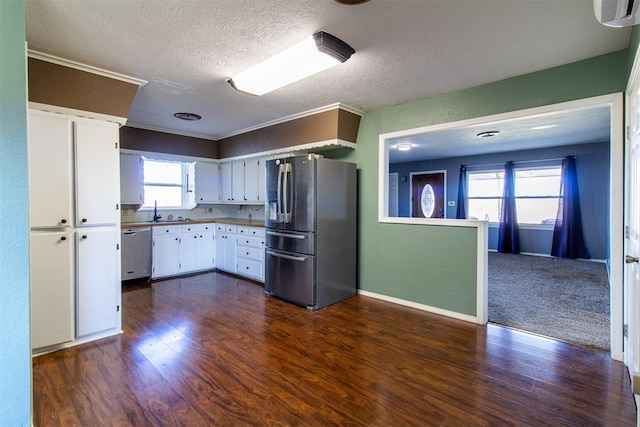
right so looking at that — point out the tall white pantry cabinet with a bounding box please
[28,108,121,352]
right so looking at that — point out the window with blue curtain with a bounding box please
[497,161,520,254]
[551,156,590,259]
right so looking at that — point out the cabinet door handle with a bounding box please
[60,236,67,241]
[61,219,67,224]
[194,235,197,239]
[81,218,87,223]
[81,235,87,240]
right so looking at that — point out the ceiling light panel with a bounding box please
[228,32,354,96]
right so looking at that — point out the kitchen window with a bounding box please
[142,158,195,209]
[467,166,561,225]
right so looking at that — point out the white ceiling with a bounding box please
[387,104,611,163]
[25,0,630,142]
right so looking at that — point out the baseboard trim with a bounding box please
[31,329,124,357]
[357,289,478,324]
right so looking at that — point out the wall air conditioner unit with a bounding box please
[594,0,640,27]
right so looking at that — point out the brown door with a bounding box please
[411,173,445,218]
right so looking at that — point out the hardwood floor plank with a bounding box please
[33,272,636,426]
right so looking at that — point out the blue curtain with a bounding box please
[497,161,520,254]
[456,165,467,219]
[551,156,590,259]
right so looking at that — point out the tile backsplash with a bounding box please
[121,204,265,224]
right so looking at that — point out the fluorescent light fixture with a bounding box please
[228,31,355,96]
[530,124,558,130]
[396,143,414,151]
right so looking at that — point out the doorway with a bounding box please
[379,93,624,360]
[410,171,446,218]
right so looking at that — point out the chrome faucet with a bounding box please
[153,201,162,222]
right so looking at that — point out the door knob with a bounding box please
[626,255,639,264]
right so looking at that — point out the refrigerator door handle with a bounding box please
[266,250,308,262]
[283,162,292,223]
[266,231,306,240]
[277,163,283,222]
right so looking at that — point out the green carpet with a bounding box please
[488,252,610,351]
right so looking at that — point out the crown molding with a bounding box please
[217,102,365,140]
[124,122,218,141]
[27,49,148,87]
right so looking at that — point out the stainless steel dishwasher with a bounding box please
[121,227,152,281]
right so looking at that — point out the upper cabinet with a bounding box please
[28,110,119,228]
[120,153,144,205]
[28,110,74,229]
[74,117,119,227]
[195,161,220,203]
[243,157,266,203]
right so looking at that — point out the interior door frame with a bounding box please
[379,93,624,359]
[409,170,447,218]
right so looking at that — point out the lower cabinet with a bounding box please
[30,227,120,350]
[76,228,120,337]
[150,222,264,282]
[152,223,216,278]
[236,227,265,281]
[30,231,75,349]
[215,224,237,273]
[152,226,181,278]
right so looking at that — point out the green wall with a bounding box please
[327,49,629,317]
[0,0,31,424]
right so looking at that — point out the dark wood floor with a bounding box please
[33,272,636,426]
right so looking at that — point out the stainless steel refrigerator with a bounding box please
[264,154,356,310]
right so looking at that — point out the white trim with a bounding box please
[125,122,218,141]
[220,139,357,162]
[120,148,218,163]
[31,329,123,357]
[357,290,478,324]
[28,49,147,87]
[29,102,127,126]
[217,102,364,140]
[378,216,486,228]
[476,221,488,324]
[610,92,625,362]
[409,169,447,218]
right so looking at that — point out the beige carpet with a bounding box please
[488,252,610,351]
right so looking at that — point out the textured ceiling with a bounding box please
[25,0,630,141]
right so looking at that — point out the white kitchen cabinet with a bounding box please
[215,224,237,273]
[152,226,181,278]
[236,226,265,282]
[28,110,73,229]
[76,228,119,337]
[28,108,122,353]
[220,162,233,202]
[197,224,216,270]
[120,153,144,205]
[75,118,119,226]
[195,161,221,203]
[232,160,245,202]
[244,158,264,203]
[152,223,216,278]
[30,231,75,349]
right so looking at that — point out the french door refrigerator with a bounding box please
[265,154,356,310]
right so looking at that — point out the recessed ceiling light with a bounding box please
[174,112,202,121]
[396,143,414,151]
[476,130,500,138]
[530,124,558,130]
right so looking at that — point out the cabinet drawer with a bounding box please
[240,226,265,237]
[154,225,180,235]
[238,246,262,261]
[237,258,262,280]
[179,224,198,233]
[237,235,263,248]
[199,223,215,232]
[225,225,238,233]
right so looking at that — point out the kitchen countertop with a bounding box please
[122,217,265,228]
